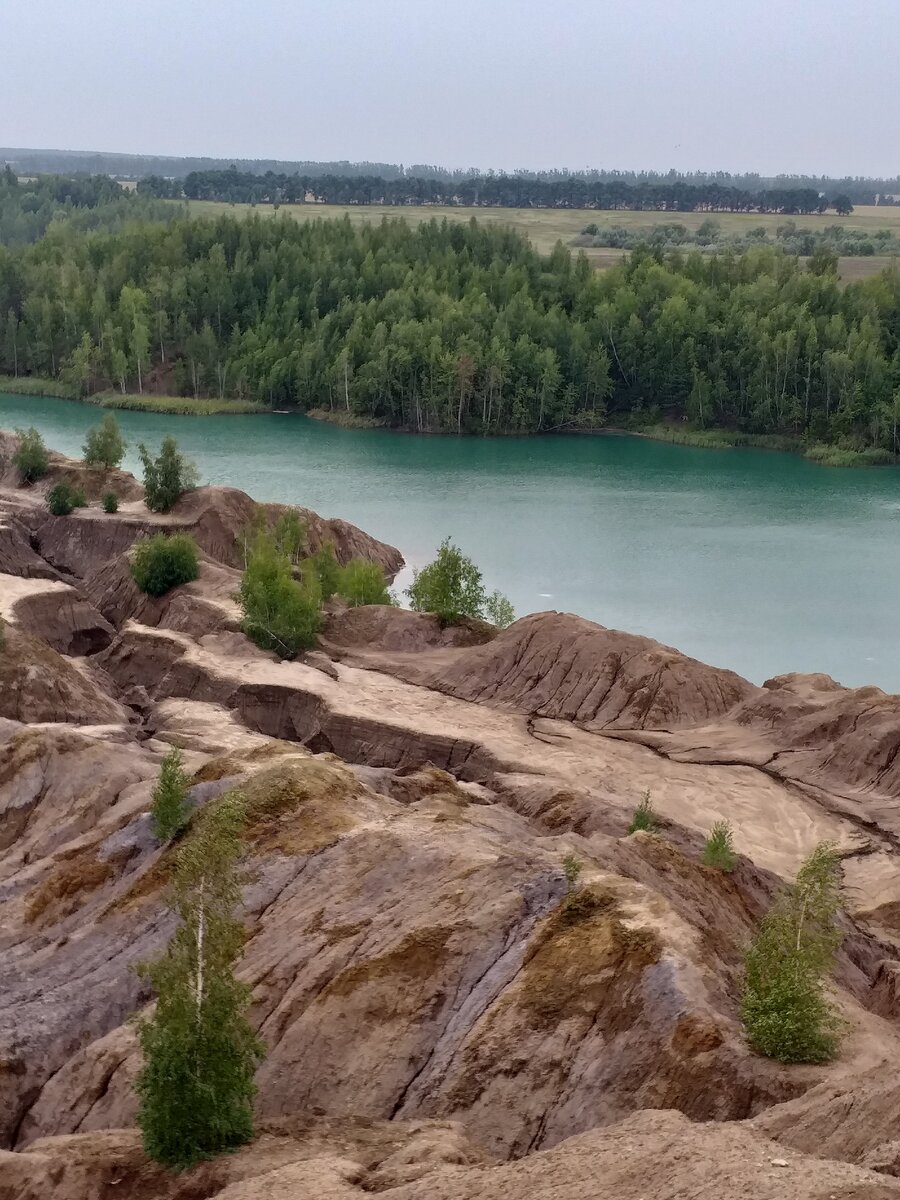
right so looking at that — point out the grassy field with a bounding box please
[184,199,899,282]
[0,378,266,415]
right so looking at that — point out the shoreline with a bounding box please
[2,381,895,467]
[0,378,268,417]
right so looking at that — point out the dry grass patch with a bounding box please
[323,926,456,1001]
[26,843,116,926]
[516,884,661,1030]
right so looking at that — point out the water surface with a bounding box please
[1,392,897,691]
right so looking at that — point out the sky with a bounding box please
[3,0,899,177]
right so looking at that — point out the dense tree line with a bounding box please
[143,168,852,215]
[0,167,183,246]
[578,220,900,259]
[1,210,899,449]
[6,148,898,203]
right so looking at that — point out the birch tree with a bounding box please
[136,798,264,1167]
[741,841,843,1063]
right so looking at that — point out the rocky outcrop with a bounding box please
[324,605,496,653]
[6,1109,900,1200]
[0,625,125,725]
[360,611,759,730]
[9,585,115,655]
[8,433,900,1200]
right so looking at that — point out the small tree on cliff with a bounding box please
[139,435,198,513]
[407,537,513,627]
[83,412,127,470]
[136,797,264,1168]
[150,747,191,842]
[742,841,843,1063]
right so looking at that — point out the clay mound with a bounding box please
[0,1118,483,1200]
[752,1063,900,1169]
[0,513,64,580]
[0,625,125,725]
[324,605,496,652]
[383,1109,900,1200]
[379,611,758,730]
[6,1110,900,1200]
[168,488,404,576]
[734,673,900,795]
[44,458,144,504]
[10,585,115,655]
[85,555,240,637]
[0,429,143,502]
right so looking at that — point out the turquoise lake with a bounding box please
[1,392,898,691]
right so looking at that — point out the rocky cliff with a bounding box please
[3,431,900,1199]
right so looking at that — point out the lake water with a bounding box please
[1,392,898,691]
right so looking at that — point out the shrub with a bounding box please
[130,533,200,596]
[136,798,263,1167]
[83,412,127,469]
[337,558,392,607]
[407,538,514,626]
[703,820,737,871]
[484,589,516,628]
[627,789,658,834]
[407,537,486,624]
[309,542,341,600]
[13,427,49,484]
[46,481,87,516]
[562,852,583,894]
[742,842,843,1063]
[273,510,307,563]
[239,531,321,658]
[150,747,191,841]
[138,435,199,513]
[102,490,119,513]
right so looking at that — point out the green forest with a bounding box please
[1,171,899,452]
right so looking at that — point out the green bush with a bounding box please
[13,427,49,484]
[703,820,738,871]
[138,435,199,513]
[239,531,321,658]
[309,542,341,600]
[83,412,127,469]
[407,538,514,626]
[484,589,516,628]
[102,490,119,513]
[627,789,658,834]
[130,533,200,596]
[150,747,191,841]
[337,558,392,607]
[562,852,583,894]
[46,481,87,516]
[742,842,843,1063]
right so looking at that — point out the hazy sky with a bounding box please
[4,0,899,176]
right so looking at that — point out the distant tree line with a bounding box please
[0,166,183,246]
[2,210,900,453]
[141,168,855,215]
[577,219,900,259]
[5,148,899,203]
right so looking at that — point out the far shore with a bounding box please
[2,379,895,467]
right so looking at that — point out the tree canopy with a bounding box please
[1,206,899,451]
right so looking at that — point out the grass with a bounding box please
[0,374,77,399]
[0,378,267,415]
[306,407,386,429]
[635,423,898,467]
[89,391,268,415]
[182,199,900,282]
[636,424,804,454]
[804,443,896,467]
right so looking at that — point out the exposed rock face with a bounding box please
[6,1110,900,1200]
[0,625,125,725]
[6,432,900,1200]
[359,611,759,730]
